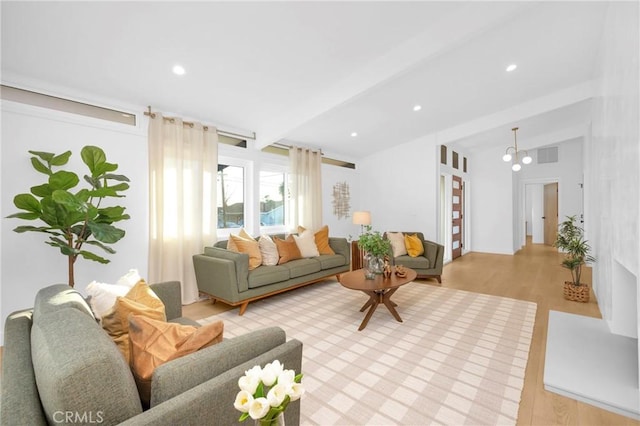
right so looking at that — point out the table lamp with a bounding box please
[352,211,371,235]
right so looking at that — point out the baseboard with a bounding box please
[544,310,640,420]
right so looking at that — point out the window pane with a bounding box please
[260,171,285,226]
[217,164,244,229]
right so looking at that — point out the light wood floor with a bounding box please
[184,240,639,426]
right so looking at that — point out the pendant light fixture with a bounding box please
[502,127,532,171]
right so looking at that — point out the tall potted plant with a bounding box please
[553,215,595,302]
[7,146,130,287]
[357,226,391,279]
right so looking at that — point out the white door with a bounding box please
[530,184,545,244]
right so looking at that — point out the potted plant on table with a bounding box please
[553,215,595,302]
[357,226,392,279]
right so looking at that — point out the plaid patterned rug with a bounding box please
[200,280,536,425]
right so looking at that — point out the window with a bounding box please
[259,171,286,227]
[217,164,244,229]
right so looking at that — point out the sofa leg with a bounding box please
[437,276,442,284]
[211,297,217,305]
[238,302,249,316]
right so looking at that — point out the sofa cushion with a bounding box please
[31,307,142,424]
[316,254,347,270]
[85,280,130,321]
[387,232,408,257]
[128,315,224,408]
[101,280,166,363]
[395,254,430,270]
[293,230,319,258]
[284,258,322,278]
[226,228,254,251]
[274,235,302,264]
[404,233,425,257]
[248,265,291,289]
[229,233,262,270]
[33,284,94,322]
[258,234,279,266]
[314,225,335,255]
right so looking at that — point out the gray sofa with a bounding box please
[193,236,350,315]
[387,232,445,283]
[0,282,303,426]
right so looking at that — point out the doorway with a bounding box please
[543,182,559,246]
[452,176,463,259]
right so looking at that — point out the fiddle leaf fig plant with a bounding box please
[7,146,130,287]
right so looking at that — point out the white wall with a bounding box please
[357,134,439,241]
[321,164,360,239]
[587,1,639,340]
[514,138,585,250]
[1,101,149,344]
[469,145,514,254]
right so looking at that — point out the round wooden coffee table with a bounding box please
[339,267,417,331]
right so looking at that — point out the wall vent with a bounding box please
[537,146,559,164]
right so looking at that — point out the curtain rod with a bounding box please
[144,106,256,140]
[272,141,324,155]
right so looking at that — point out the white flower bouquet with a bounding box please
[234,360,304,425]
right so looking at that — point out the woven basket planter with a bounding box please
[563,281,590,303]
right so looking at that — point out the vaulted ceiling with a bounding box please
[1,1,609,161]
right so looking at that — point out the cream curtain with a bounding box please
[288,146,323,230]
[148,113,218,304]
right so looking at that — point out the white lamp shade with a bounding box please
[522,155,532,164]
[502,154,512,162]
[352,211,371,225]
[512,163,522,172]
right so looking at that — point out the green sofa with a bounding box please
[387,232,445,283]
[0,282,303,426]
[193,236,350,315]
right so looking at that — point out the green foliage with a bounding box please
[7,146,130,287]
[357,226,392,258]
[553,215,595,286]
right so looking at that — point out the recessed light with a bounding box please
[172,65,186,75]
[506,64,517,72]
[413,105,422,112]
[351,132,358,137]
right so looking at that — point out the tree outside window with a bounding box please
[217,164,244,229]
[260,171,285,227]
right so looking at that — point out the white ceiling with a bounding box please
[1,1,611,161]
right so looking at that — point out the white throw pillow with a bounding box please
[116,269,142,288]
[85,281,130,321]
[259,234,280,266]
[293,230,320,258]
[387,232,407,257]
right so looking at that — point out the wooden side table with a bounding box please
[351,240,365,270]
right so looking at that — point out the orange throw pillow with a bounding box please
[128,315,224,408]
[227,228,253,251]
[101,280,166,363]
[314,225,335,255]
[229,234,262,270]
[274,235,302,264]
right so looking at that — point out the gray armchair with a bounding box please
[387,232,444,283]
[1,282,303,425]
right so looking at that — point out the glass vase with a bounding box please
[364,253,383,279]
[255,412,285,426]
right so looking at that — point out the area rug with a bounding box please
[199,281,537,425]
